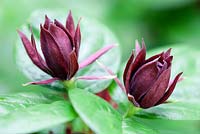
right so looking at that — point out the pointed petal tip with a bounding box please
[17,30,24,36]
[141,38,146,49]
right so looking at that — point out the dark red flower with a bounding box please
[123,39,182,108]
[18,11,115,85]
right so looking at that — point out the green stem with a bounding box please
[63,78,76,90]
[124,102,141,118]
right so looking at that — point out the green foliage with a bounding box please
[0,91,77,133]
[69,88,156,134]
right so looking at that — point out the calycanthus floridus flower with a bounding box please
[17,11,116,85]
[98,39,182,109]
[123,40,183,108]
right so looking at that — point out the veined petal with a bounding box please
[44,15,52,29]
[74,20,81,57]
[31,33,53,74]
[135,40,141,55]
[124,43,146,92]
[49,24,73,57]
[54,19,73,42]
[156,72,183,105]
[17,30,50,74]
[79,44,116,69]
[140,68,171,108]
[145,52,163,63]
[23,78,59,86]
[123,51,134,90]
[164,48,172,58]
[130,60,160,101]
[66,10,75,36]
[40,26,68,79]
[165,56,173,68]
[68,50,79,79]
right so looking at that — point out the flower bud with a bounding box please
[123,40,182,108]
[18,11,115,85]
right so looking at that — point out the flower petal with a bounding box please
[164,48,172,58]
[156,72,183,105]
[145,52,163,63]
[130,60,160,101]
[79,44,116,69]
[124,43,146,92]
[44,15,52,29]
[140,68,171,108]
[23,78,59,86]
[74,20,81,57]
[135,40,141,55]
[49,24,73,58]
[165,56,173,68]
[66,10,75,36]
[68,50,79,79]
[54,19,73,42]
[17,30,50,74]
[123,51,134,91]
[40,26,68,79]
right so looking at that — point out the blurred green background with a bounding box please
[0,0,200,94]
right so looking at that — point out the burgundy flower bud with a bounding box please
[17,11,115,85]
[123,40,182,108]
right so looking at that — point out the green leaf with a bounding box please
[69,88,122,134]
[134,117,200,134]
[122,116,157,134]
[136,101,200,120]
[69,88,157,134]
[15,9,121,93]
[0,91,77,133]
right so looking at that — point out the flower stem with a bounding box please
[63,78,76,90]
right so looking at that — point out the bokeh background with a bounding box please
[0,0,200,94]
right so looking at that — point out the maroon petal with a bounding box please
[74,20,81,57]
[68,50,79,79]
[30,33,53,74]
[123,51,134,91]
[130,60,160,101]
[140,68,171,108]
[135,40,141,55]
[79,44,116,69]
[23,78,59,86]
[124,43,146,92]
[165,56,173,68]
[145,52,163,63]
[17,30,51,74]
[66,11,75,36]
[54,19,73,42]
[40,26,68,79]
[156,72,183,105]
[44,15,52,29]
[49,24,73,57]
[164,48,172,58]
